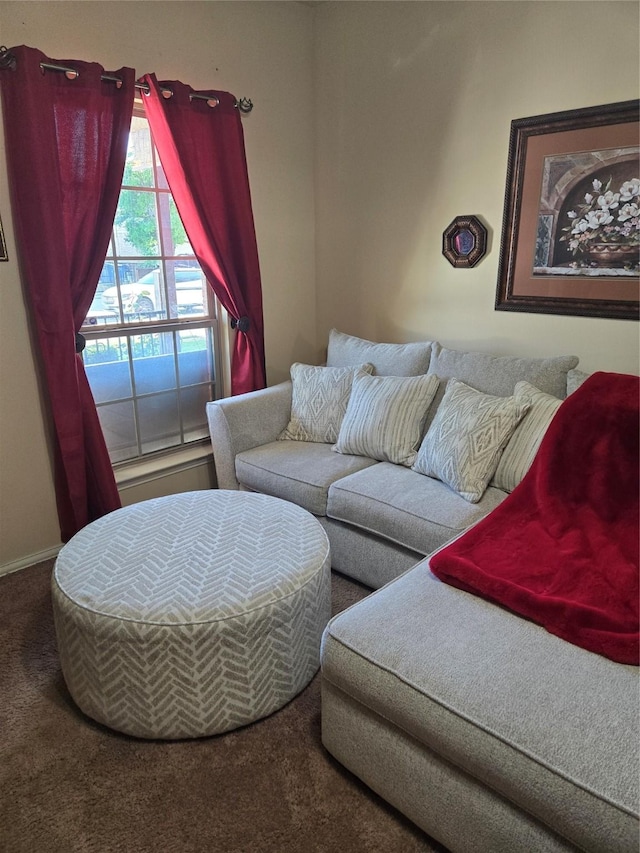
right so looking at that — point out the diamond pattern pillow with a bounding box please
[413,379,531,502]
[491,381,563,493]
[333,372,440,466]
[279,362,374,444]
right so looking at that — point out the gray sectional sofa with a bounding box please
[206,330,639,853]
[207,329,581,589]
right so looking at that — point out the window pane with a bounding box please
[178,328,214,385]
[101,263,166,323]
[96,400,138,463]
[138,391,180,454]
[181,385,213,442]
[168,197,191,254]
[84,259,118,327]
[155,148,169,190]
[166,260,207,320]
[114,189,159,256]
[132,332,177,394]
[84,337,132,403]
[125,115,154,183]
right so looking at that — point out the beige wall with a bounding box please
[1,1,639,571]
[0,1,316,571]
[314,1,640,372]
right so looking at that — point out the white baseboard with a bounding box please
[0,545,61,578]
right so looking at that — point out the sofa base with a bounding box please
[319,517,423,588]
[321,680,577,853]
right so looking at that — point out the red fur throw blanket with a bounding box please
[430,372,639,665]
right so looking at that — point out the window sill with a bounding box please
[114,441,213,489]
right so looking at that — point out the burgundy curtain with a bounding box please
[0,45,135,541]
[141,73,266,395]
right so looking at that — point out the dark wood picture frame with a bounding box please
[443,215,487,268]
[0,212,7,261]
[495,100,639,321]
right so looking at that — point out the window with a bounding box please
[82,108,221,464]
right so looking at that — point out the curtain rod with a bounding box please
[0,47,254,113]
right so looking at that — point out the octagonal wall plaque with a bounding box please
[443,215,488,268]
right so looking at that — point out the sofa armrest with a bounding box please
[206,381,293,490]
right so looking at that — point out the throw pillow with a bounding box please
[413,379,531,503]
[492,381,563,493]
[279,362,374,444]
[333,372,439,466]
[326,328,432,376]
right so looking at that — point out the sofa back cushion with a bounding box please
[425,343,578,431]
[567,367,591,396]
[326,328,432,376]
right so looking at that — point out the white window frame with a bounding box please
[81,103,226,469]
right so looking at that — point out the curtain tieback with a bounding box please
[75,332,86,354]
[230,316,250,333]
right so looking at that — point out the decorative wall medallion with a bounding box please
[443,215,487,268]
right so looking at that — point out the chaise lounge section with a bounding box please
[321,557,639,853]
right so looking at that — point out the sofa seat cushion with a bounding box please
[235,441,379,516]
[326,462,505,556]
[321,560,639,853]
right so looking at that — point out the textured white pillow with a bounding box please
[279,362,374,443]
[413,379,530,503]
[491,381,562,493]
[333,372,439,466]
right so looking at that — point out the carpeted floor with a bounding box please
[0,560,445,853]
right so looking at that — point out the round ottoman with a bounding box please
[51,490,331,739]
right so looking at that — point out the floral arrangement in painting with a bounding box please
[561,177,639,268]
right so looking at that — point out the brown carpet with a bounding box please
[0,560,445,853]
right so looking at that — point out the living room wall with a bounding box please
[314,1,640,373]
[1,1,638,573]
[0,1,316,571]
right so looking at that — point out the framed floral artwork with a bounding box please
[495,100,639,320]
[0,212,7,261]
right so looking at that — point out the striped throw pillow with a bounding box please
[333,372,439,466]
[491,381,562,492]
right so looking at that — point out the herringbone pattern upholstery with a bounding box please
[52,491,331,739]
